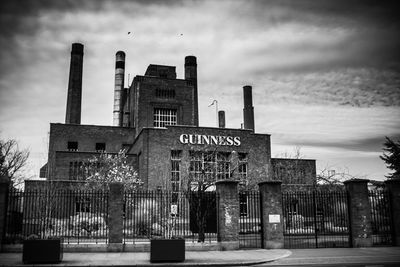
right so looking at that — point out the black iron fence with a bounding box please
[123,190,217,244]
[239,191,262,248]
[4,189,109,244]
[282,190,350,248]
[3,185,396,249]
[369,190,393,246]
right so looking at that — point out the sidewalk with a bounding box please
[1,247,399,266]
[0,249,291,267]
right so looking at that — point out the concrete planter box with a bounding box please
[150,239,185,263]
[23,239,63,264]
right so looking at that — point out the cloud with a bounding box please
[1,0,399,181]
[264,105,400,152]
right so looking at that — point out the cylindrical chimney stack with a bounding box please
[243,85,255,132]
[185,56,198,126]
[218,110,226,128]
[113,51,126,126]
[65,43,84,124]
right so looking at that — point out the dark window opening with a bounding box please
[156,88,176,99]
[67,141,78,151]
[95,142,106,152]
[171,150,182,203]
[122,143,131,152]
[239,193,248,216]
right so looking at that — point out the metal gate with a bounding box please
[282,190,350,248]
[369,190,393,246]
[239,191,262,248]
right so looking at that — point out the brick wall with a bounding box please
[130,76,196,136]
[130,126,272,190]
[48,123,136,179]
[271,158,316,185]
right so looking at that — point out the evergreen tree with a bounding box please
[380,137,400,179]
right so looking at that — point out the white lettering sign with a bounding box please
[225,207,232,225]
[171,204,178,215]
[269,214,280,223]
[179,134,241,146]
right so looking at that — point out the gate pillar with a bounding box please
[258,181,284,249]
[385,179,400,246]
[0,176,10,251]
[108,182,124,251]
[344,179,373,247]
[216,180,239,250]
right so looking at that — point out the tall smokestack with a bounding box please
[113,51,126,126]
[65,43,84,124]
[185,56,198,126]
[218,110,226,128]
[243,85,255,132]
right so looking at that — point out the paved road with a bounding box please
[263,264,400,267]
[261,247,400,267]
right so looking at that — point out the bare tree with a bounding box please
[185,149,246,242]
[0,138,30,186]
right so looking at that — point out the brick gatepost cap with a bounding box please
[343,178,370,184]
[385,179,400,184]
[258,180,282,186]
[215,180,239,186]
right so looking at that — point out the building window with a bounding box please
[67,141,78,151]
[95,142,106,152]
[217,152,231,180]
[153,108,177,128]
[156,89,176,99]
[171,150,182,203]
[238,153,248,185]
[189,151,231,182]
[69,161,83,180]
[121,143,131,152]
[239,192,248,217]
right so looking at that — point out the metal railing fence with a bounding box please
[282,190,350,248]
[123,190,217,244]
[3,189,109,244]
[369,190,393,246]
[239,191,262,248]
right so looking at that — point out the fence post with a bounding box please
[216,180,239,250]
[108,182,124,251]
[258,181,284,249]
[385,179,400,246]
[0,176,10,251]
[344,179,373,247]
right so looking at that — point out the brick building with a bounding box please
[41,43,316,191]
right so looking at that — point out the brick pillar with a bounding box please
[344,179,373,247]
[385,179,400,246]
[108,182,124,251]
[0,176,10,251]
[258,181,284,249]
[216,180,239,250]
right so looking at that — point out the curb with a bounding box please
[0,250,292,267]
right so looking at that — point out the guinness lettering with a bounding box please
[179,134,241,146]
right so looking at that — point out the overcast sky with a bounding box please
[1,0,399,180]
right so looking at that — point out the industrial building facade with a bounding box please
[42,43,316,191]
